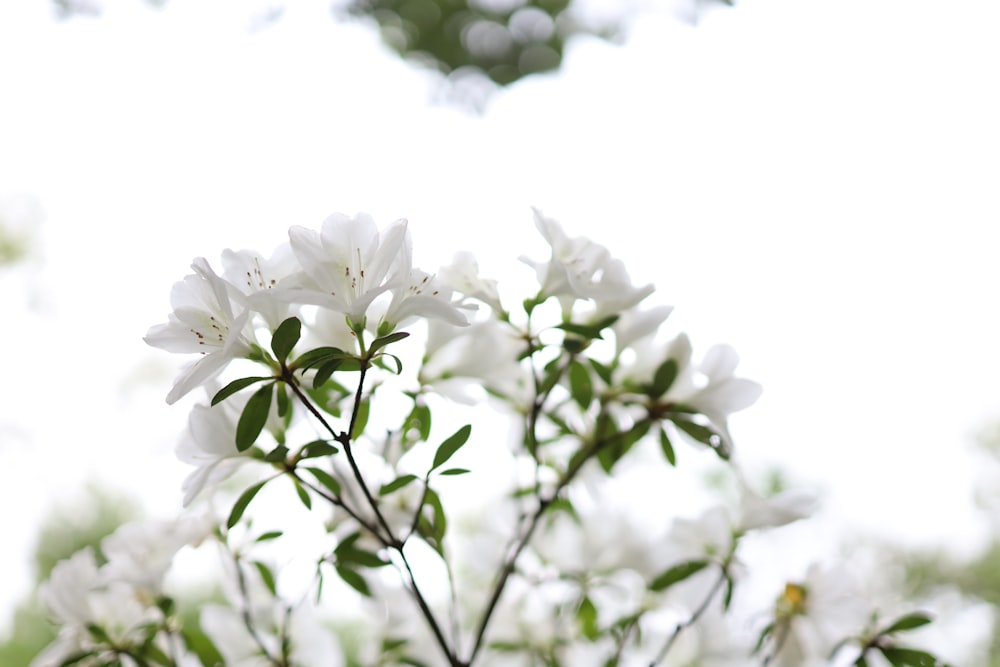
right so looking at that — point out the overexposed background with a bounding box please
[1,0,999,638]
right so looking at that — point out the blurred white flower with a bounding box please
[177,400,255,506]
[419,318,528,405]
[762,564,870,666]
[101,514,213,594]
[439,250,504,316]
[521,209,654,316]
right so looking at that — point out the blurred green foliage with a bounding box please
[0,484,139,665]
[49,0,736,92]
[344,0,610,86]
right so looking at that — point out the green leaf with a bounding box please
[275,382,289,418]
[380,474,420,496]
[292,478,312,509]
[336,544,389,569]
[335,565,371,596]
[211,376,273,406]
[292,346,347,371]
[313,358,344,388]
[253,560,278,596]
[650,358,678,398]
[538,357,563,395]
[299,440,339,459]
[577,596,599,640]
[673,418,728,460]
[305,466,342,497]
[882,612,933,635]
[56,652,98,667]
[270,316,301,364]
[438,467,470,476]
[405,403,432,443]
[381,352,403,374]
[650,560,710,592]
[878,647,940,667]
[263,445,289,463]
[236,383,273,452]
[431,424,472,471]
[350,398,370,440]
[369,331,410,355]
[568,359,594,409]
[227,480,268,528]
[588,358,614,385]
[556,316,617,340]
[659,427,677,466]
[255,530,284,542]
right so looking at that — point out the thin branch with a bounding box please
[650,567,728,666]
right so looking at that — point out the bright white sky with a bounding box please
[1,0,999,635]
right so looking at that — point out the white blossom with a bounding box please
[144,257,256,404]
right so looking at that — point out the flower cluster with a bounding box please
[32,209,958,667]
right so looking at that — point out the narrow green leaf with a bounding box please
[263,445,289,463]
[381,352,403,374]
[255,530,284,543]
[673,418,728,460]
[270,316,301,364]
[438,467,470,476]
[588,358,614,385]
[380,474,419,496]
[878,647,939,667]
[568,359,594,409]
[854,657,870,667]
[292,478,312,509]
[431,424,472,471]
[313,358,344,388]
[299,440,338,459]
[253,560,278,596]
[577,596,600,640]
[235,384,273,452]
[351,398,370,440]
[227,480,268,528]
[335,565,371,596]
[336,545,389,568]
[211,376,272,406]
[369,331,410,355]
[305,466,342,497]
[650,358,678,398]
[659,427,677,466]
[650,560,709,592]
[405,403,432,443]
[275,382,289,418]
[882,612,933,635]
[291,346,346,371]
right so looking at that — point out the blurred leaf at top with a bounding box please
[342,0,614,87]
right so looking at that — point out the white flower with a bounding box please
[381,266,468,331]
[285,212,409,325]
[284,212,467,332]
[177,400,256,506]
[101,515,213,593]
[221,244,300,330]
[33,548,162,667]
[145,257,255,404]
[520,209,653,316]
[763,564,870,666]
[521,209,611,302]
[438,250,504,316]
[736,477,817,533]
[612,305,674,355]
[419,318,528,405]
